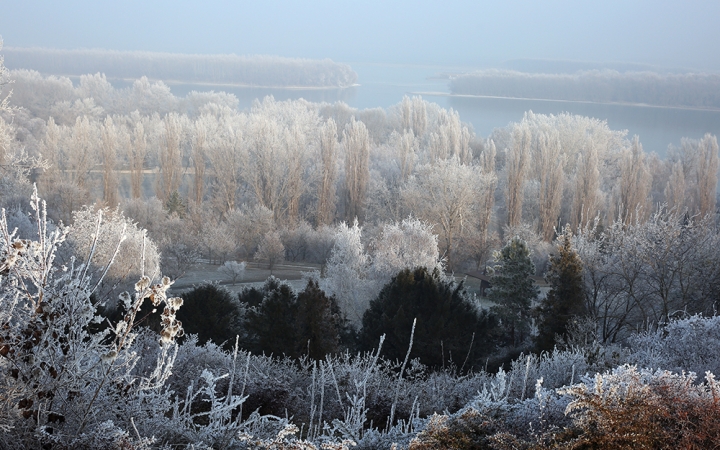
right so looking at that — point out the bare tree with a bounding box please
[101,116,119,207]
[129,118,147,199]
[343,117,370,222]
[696,133,719,217]
[190,117,207,206]
[571,142,601,230]
[157,112,183,202]
[537,131,564,241]
[69,115,97,190]
[316,118,338,226]
[506,122,532,228]
[217,260,246,285]
[411,95,427,137]
[664,159,686,212]
[616,136,651,224]
[254,230,285,274]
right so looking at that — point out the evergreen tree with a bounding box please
[238,285,265,308]
[488,236,539,347]
[243,277,349,359]
[295,279,346,359]
[244,277,298,357]
[359,267,499,370]
[177,283,243,350]
[165,190,186,217]
[535,229,586,352]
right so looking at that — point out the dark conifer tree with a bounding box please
[243,277,349,359]
[488,237,539,348]
[359,267,499,371]
[295,279,346,359]
[177,283,242,350]
[244,277,298,357]
[535,230,586,352]
[238,285,265,308]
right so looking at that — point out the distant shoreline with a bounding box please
[411,91,720,113]
[59,74,360,90]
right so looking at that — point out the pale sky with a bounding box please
[2,0,720,70]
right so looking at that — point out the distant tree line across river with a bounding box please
[451,69,720,109]
[2,47,358,88]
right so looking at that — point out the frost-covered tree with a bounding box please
[100,115,119,207]
[254,230,285,274]
[536,131,564,241]
[321,220,371,327]
[226,204,276,258]
[190,116,208,205]
[488,236,539,347]
[694,133,718,217]
[205,111,244,215]
[370,216,444,283]
[316,118,339,226]
[571,142,601,230]
[402,158,492,268]
[343,117,370,222]
[68,115,97,190]
[217,260,246,285]
[664,159,686,212]
[505,122,531,228]
[128,116,147,199]
[614,136,651,224]
[157,112,185,202]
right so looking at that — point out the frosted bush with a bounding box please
[627,314,720,375]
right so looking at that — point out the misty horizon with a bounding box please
[3,1,720,71]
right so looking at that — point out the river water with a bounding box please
[169,63,720,157]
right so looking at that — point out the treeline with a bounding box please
[450,69,720,109]
[3,67,719,276]
[3,46,358,88]
[502,58,667,74]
